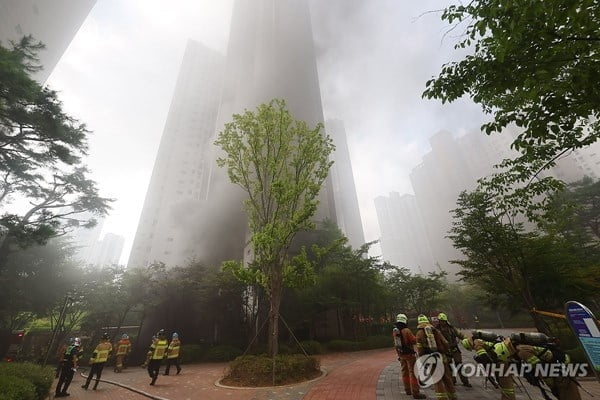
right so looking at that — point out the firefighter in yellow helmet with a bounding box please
[82,333,113,391]
[393,314,426,399]
[147,329,168,385]
[164,332,182,375]
[114,333,132,372]
[494,335,581,400]
[437,312,471,387]
[415,314,457,400]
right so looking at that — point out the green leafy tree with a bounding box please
[0,239,80,330]
[424,1,600,215]
[215,99,334,356]
[449,190,600,332]
[384,267,447,316]
[0,36,111,261]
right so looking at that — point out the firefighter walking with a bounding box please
[164,332,182,375]
[114,333,132,372]
[82,333,112,390]
[415,314,457,400]
[393,313,426,399]
[437,313,471,387]
[55,337,81,397]
[147,329,168,385]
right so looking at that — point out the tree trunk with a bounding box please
[267,267,283,357]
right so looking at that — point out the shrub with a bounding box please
[326,336,391,352]
[0,375,36,400]
[179,344,209,364]
[326,340,361,352]
[296,340,322,355]
[223,354,320,386]
[278,344,293,355]
[566,347,588,365]
[0,362,53,400]
[204,345,243,362]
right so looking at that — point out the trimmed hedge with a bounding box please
[296,340,322,355]
[224,354,320,386]
[204,345,243,362]
[326,335,391,352]
[0,363,53,400]
[179,344,210,364]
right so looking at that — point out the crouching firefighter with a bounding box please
[415,314,457,400]
[393,313,426,399]
[495,333,582,400]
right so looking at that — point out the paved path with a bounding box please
[51,349,600,400]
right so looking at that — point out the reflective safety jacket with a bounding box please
[90,341,112,364]
[115,339,131,356]
[472,338,496,358]
[150,339,169,360]
[167,338,181,359]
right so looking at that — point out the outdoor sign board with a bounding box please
[565,301,600,380]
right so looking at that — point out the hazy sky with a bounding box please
[45,0,487,264]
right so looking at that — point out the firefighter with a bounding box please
[82,333,112,390]
[114,333,132,372]
[147,329,168,385]
[164,332,182,375]
[437,312,471,387]
[55,337,81,397]
[415,314,457,400]
[55,338,73,379]
[393,314,426,399]
[494,335,581,400]
[142,335,157,368]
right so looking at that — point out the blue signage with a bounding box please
[565,301,600,376]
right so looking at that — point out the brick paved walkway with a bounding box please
[50,349,600,400]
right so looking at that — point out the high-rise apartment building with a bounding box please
[374,192,434,273]
[326,119,364,249]
[405,127,599,277]
[129,0,343,268]
[0,0,96,83]
[128,41,225,268]
[91,233,125,266]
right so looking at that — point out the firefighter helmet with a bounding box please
[73,337,81,346]
[438,312,448,321]
[122,334,129,340]
[395,314,407,324]
[102,332,110,340]
[417,314,429,324]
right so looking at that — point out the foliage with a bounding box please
[424,0,600,218]
[215,99,334,356]
[0,362,53,400]
[383,266,447,315]
[0,239,80,331]
[223,354,320,386]
[204,345,243,362]
[178,344,209,364]
[0,376,36,400]
[296,340,322,355]
[0,36,111,260]
[448,188,600,330]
